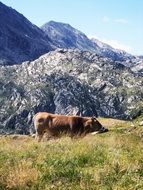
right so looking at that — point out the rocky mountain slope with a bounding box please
[0,2,54,65]
[131,60,143,74]
[41,21,97,51]
[0,49,143,134]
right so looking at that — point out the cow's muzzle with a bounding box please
[91,127,108,135]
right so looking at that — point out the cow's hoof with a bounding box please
[31,134,36,138]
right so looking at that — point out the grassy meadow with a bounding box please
[0,117,143,190]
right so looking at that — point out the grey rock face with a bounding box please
[131,60,143,75]
[0,49,143,134]
[0,2,54,65]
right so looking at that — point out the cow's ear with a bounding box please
[92,116,96,121]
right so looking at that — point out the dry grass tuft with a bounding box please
[5,160,38,189]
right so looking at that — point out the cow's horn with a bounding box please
[91,131,99,135]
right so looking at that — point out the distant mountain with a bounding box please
[41,21,97,52]
[0,0,139,66]
[0,0,140,66]
[0,49,143,134]
[41,21,135,62]
[0,2,54,65]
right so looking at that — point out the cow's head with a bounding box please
[84,117,108,134]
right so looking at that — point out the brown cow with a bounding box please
[33,112,108,142]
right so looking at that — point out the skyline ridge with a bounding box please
[1,0,142,55]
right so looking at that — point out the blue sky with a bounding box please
[1,0,143,55]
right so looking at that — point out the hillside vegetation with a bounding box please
[0,117,143,190]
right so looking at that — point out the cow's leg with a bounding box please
[70,132,81,140]
[37,133,44,142]
[44,131,54,141]
[37,134,44,142]
[35,130,44,142]
[35,132,38,140]
[70,131,87,140]
[79,132,86,138]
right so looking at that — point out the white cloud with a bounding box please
[102,16,110,22]
[88,34,99,39]
[88,35,133,53]
[114,19,129,24]
[102,16,129,24]
[101,39,132,52]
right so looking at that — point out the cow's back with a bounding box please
[52,115,85,134]
[48,114,71,134]
[44,114,85,134]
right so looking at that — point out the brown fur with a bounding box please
[33,112,105,142]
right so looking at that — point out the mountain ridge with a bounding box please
[0,2,55,65]
[0,1,141,66]
[41,20,136,62]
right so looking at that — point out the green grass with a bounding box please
[0,118,143,190]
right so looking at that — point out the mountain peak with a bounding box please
[42,20,87,38]
[46,20,71,27]
[41,20,96,51]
